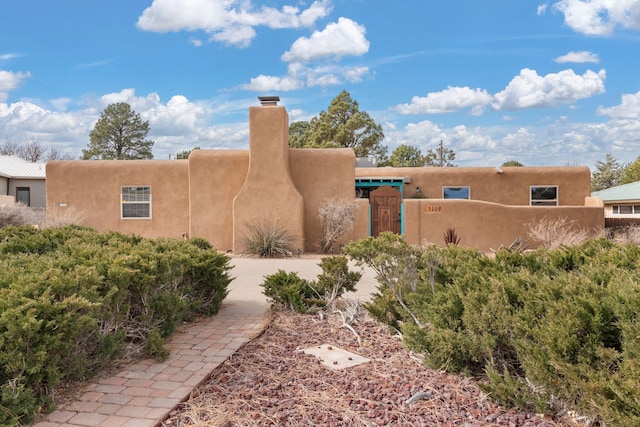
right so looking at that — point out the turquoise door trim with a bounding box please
[400,202,405,235]
[355,178,405,198]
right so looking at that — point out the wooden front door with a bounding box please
[370,186,401,236]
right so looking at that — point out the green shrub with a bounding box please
[0,225,231,424]
[261,270,315,312]
[344,234,640,425]
[313,256,361,306]
[261,256,361,313]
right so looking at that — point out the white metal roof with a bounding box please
[0,155,46,179]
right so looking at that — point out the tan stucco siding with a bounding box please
[403,199,604,252]
[356,166,591,206]
[188,150,249,251]
[289,148,358,252]
[46,160,189,238]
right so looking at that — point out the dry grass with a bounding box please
[527,217,599,250]
[0,203,45,228]
[46,206,85,227]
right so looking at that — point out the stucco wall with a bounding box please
[403,199,604,252]
[289,148,359,252]
[357,166,591,206]
[188,150,249,251]
[46,160,190,238]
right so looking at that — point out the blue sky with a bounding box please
[1,0,639,168]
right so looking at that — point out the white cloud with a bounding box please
[241,74,304,91]
[0,89,255,159]
[136,0,332,47]
[241,63,370,91]
[0,70,31,102]
[537,3,548,15]
[0,53,23,61]
[554,50,600,63]
[597,90,640,119]
[492,68,606,110]
[281,17,369,62]
[394,87,492,115]
[553,0,640,36]
[189,37,203,47]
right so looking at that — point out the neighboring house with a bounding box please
[592,181,640,227]
[46,98,604,253]
[0,155,46,207]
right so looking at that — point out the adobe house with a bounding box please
[46,97,604,253]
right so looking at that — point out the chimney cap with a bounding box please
[258,96,280,106]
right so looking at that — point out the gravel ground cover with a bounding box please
[162,310,580,427]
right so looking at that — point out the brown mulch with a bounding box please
[162,310,579,427]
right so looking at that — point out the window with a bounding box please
[121,186,151,218]
[530,186,558,206]
[16,187,30,206]
[612,205,640,215]
[443,186,470,199]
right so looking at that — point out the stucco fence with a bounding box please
[400,199,604,253]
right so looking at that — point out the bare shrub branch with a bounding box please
[527,217,596,249]
[46,206,85,228]
[318,198,360,254]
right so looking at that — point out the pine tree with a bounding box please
[591,153,623,191]
[83,103,154,160]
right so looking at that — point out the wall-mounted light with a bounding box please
[415,186,422,196]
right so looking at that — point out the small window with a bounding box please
[612,205,640,215]
[16,187,30,206]
[443,186,470,199]
[530,186,558,206]
[121,186,151,219]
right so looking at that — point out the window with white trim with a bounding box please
[612,205,640,215]
[121,186,151,218]
[442,186,470,199]
[530,186,558,206]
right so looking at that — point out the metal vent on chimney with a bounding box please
[258,96,280,106]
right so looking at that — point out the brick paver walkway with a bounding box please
[32,304,268,427]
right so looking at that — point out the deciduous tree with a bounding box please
[82,103,154,160]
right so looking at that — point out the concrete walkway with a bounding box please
[32,256,377,427]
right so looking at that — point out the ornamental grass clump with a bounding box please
[239,217,295,257]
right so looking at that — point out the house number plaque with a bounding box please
[425,206,442,213]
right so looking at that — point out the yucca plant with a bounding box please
[239,217,295,257]
[443,227,461,246]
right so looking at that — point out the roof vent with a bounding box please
[258,96,280,106]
